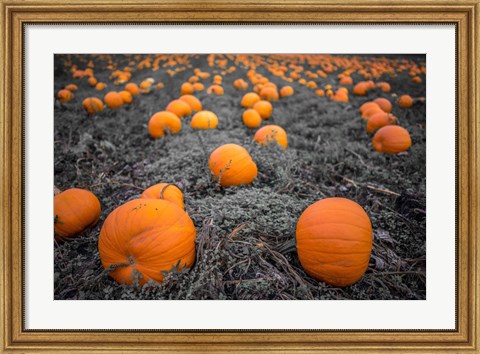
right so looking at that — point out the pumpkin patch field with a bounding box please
[54,54,426,300]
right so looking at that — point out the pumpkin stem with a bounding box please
[159,183,183,200]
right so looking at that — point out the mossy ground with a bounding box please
[54,54,426,300]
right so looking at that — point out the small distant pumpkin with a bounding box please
[82,97,104,115]
[148,111,182,138]
[254,125,288,150]
[242,109,262,128]
[124,83,140,95]
[372,125,412,153]
[57,89,74,103]
[373,97,392,113]
[398,95,413,109]
[279,86,294,97]
[253,100,273,119]
[193,82,205,91]
[166,99,192,118]
[241,92,261,108]
[190,111,218,130]
[180,82,194,95]
[54,188,101,241]
[296,198,372,287]
[119,90,133,105]
[65,84,78,91]
[88,77,98,87]
[98,199,196,285]
[141,183,184,209]
[206,84,224,95]
[179,95,202,112]
[95,82,107,91]
[104,91,124,109]
[208,144,257,187]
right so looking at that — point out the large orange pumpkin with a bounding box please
[166,99,192,118]
[241,92,261,108]
[190,110,218,130]
[98,199,196,285]
[104,92,123,109]
[119,90,133,105]
[54,188,101,241]
[372,125,412,153]
[208,144,257,187]
[254,125,288,150]
[180,82,194,95]
[141,183,184,209]
[124,83,140,95]
[148,111,182,138]
[253,100,273,119]
[296,198,372,287]
[242,109,262,128]
[82,97,104,115]
[179,95,202,112]
[366,112,397,133]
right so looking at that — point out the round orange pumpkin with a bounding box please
[57,89,74,103]
[148,111,182,138]
[208,144,257,187]
[82,97,104,115]
[104,91,123,109]
[98,199,196,285]
[88,77,98,87]
[373,97,392,113]
[242,109,262,128]
[359,101,380,114]
[398,95,413,109]
[141,183,184,209]
[180,82,194,95]
[253,100,273,119]
[361,105,384,119]
[124,83,140,95]
[119,90,133,105]
[65,84,78,91]
[54,188,101,241]
[259,86,279,101]
[206,84,224,95]
[179,95,202,112]
[372,125,412,153]
[366,112,397,133]
[254,125,288,150]
[95,82,107,91]
[296,197,372,287]
[166,99,192,118]
[279,86,294,97]
[190,110,218,130]
[241,92,261,108]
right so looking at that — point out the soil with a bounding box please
[54,54,426,300]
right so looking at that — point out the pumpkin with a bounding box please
[253,100,273,119]
[179,95,202,112]
[412,76,422,84]
[254,125,288,150]
[233,78,248,91]
[98,199,196,285]
[359,101,380,114]
[259,86,279,101]
[54,188,101,241]
[82,97,104,115]
[88,77,98,87]
[206,84,224,95]
[119,90,133,105]
[65,84,78,91]
[190,110,218,130]
[315,89,325,96]
[125,83,140,95]
[366,112,397,133]
[166,99,192,118]
[242,109,262,128]
[95,82,107,91]
[376,82,391,93]
[180,82,194,95]
[373,98,392,113]
[372,125,412,153]
[148,111,182,138]
[57,89,74,103]
[193,82,205,91]
[141,183,184,209]
[296,197,372,287]
[279,86,294,97]
[339,76,353,86]
[353,82,368,96]
[398,94,413,108]
[104,91,124,109]
[208,144,257,187]
[361,105,384,119]
[241,92,261,108]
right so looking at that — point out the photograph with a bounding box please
[53,53,426,301]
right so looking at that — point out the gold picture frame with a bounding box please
[1,0,478,352]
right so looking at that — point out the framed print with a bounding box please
[1,0,479,353]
